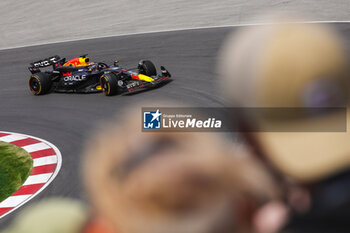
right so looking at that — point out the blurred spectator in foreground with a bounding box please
[219,17,350,233]
[0,198,88,233]
[83,106,286,233]
[0,198,117,233]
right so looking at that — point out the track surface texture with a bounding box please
[0,0,349,49]
[1,24,350,227]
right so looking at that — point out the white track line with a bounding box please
[2,20,350,51]
[33,156,58,167]
[22,174,52,186]
[0,135,27,143]
[0,195,32,208]
[22,142,51,153]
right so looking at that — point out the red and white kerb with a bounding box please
[0,131,62,219]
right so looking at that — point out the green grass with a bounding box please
[0,142,33,202]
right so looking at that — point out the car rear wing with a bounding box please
[28,55,61,74]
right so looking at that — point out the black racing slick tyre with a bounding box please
[138,60,157,76]
[100,73,123,96]
[29,72,52,95]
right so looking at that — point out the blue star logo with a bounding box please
[143,109,162,129]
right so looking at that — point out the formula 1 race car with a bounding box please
[28,55,171,96]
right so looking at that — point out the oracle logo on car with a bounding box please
[63,75,87,82]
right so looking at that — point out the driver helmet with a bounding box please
[78,56,91,66]
[64,56,91,67]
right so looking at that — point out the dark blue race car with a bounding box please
[28,55,171,96]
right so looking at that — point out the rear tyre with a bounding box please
[100,73,124,96]
[29,72,52,95]
[138,60,157,76]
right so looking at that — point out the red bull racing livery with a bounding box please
[28,55,171,96]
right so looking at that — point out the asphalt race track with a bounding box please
[0,23,350,226]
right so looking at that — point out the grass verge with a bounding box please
[0,141,33,202]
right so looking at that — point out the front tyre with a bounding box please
[29,72,52,95]
[100,73,123,96]
[138,60,157,76]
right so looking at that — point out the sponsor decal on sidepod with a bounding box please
[63,75,87,82]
